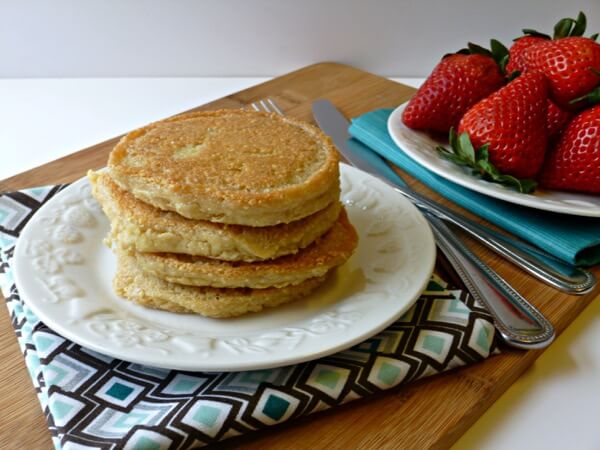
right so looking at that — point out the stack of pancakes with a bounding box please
[89,109,358,318]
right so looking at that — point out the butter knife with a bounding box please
[312,100,594,295]
[313,99,555,349]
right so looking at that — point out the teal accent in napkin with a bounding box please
[348,109,600,266]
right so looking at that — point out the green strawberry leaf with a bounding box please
[553,12,588,38]
[436,131,538,194]
[591,33,599,41]
[459,39,513,77]
[499,54,509,74]
[457,130,476,162]
[436,146,467,166]
[516,178,538,193]
[494,174,537,193]
[477,144,490,162]
[437,150,471,166]
[554,18,576,39]
[520,29,551,40]
[449,127,459,152]
[519,12,586,41]
[490,39,510,73]
[507,70,521,82]
[490,39,509,60]
[572,11,587,36]
[467,42,493,58]
[477,159,502,178]
[570,84,600,105]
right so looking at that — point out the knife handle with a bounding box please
[425,213,555,349]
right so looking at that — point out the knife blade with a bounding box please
[312,99,555,349]
[312,99,594,296]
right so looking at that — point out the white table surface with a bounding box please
[2,76,600,450]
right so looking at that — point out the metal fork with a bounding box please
[251,98,556,349]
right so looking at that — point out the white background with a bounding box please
[3,1,600,449]
[2,0,599,78]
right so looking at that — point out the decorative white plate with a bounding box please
[388,102,600,217]
[13,164,436,372]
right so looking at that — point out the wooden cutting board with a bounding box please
[1,63,599,450]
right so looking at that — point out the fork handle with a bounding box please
[426,213,555,349]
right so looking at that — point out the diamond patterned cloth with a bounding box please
[0,185,499,449]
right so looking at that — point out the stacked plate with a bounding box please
[13,110,437,371]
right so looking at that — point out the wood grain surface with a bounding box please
[1,62,599,450]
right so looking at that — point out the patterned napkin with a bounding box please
[349,109,600,266]
[0,185,498,449]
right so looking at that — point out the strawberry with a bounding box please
[521,36,600,107]
[546,99,574,142]
[505,11,593,75]
[539,105,600,194]
[506,36,548,74]
[457,72,549,180]
[402,52,504,133]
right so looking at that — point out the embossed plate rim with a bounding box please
[388,102,600,217]
[13,164,436,371]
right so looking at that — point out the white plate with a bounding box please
[388,102,600,217]
[13,165,436,372]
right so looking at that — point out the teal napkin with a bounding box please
[348,109,600,266]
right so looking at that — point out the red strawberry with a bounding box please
[458,72,549,179]
[505,11,593,74]
[547,99,574,141]
[506,36,548,74]
[521,36,600,107]
[539,105,600,194]
[402,53,504,133]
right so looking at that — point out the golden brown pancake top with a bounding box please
[108,109,340,224]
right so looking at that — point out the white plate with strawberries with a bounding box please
[388,14,600,217]
[388,102,600,217]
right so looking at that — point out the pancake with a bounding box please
[132,208,358,288]
[89,170,342,261]
[114,252,327,318]
[107,109,340,226]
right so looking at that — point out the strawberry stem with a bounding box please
[436,129,538,194]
